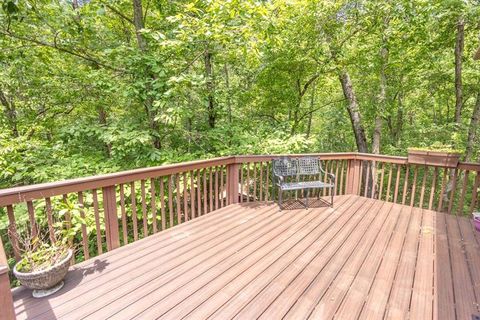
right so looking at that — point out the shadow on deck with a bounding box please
[11,195,480,319]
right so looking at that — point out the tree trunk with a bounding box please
[306,81,316,138]
[465,92,480,161]
[454,17,464,124]
[132,0,147,52]
[372,18,389,155]
[224,63,232,124]
[204,47,216,129]
[395,91,403,145]
[132,0,161,149]
[0,89,19,138]
[338,71,369,153]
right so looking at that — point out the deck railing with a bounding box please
[0,152,479,318]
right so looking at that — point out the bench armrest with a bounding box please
[319,167,336,183]
[275,175,284,184]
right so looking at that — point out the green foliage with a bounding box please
[15,242,69,273]
[0,0,478,187]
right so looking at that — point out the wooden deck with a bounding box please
[11,195,480,319]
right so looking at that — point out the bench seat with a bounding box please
[279,181,335,191]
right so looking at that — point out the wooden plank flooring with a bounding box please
[12,195,480,319]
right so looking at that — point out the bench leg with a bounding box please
[278,188,283,210]
[305,194,308,209]
[331,190,334,207]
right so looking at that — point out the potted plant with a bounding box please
[407,145,462,168]
[11,227,73,298]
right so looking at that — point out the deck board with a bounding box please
[12,195,480,320]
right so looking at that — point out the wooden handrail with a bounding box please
[0,156,235,206]
[1,153,479,207]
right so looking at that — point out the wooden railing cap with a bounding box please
[0,152,479,207]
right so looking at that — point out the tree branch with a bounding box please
[297,98,346,123]
[0,30,125,73]
[105,4,134,25]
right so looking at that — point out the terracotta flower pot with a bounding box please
[407,149,461,168]
[13,249,72,298]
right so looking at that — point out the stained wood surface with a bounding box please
[11,195,480,320]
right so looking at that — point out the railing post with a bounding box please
[0,235,15,320]
[346,159,361,195]
[227,163,240,204]
[102,186,120,251]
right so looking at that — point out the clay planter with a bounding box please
[13,249,72,298]
[407,149,461,168]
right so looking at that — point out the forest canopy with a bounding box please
[1,0,480,189]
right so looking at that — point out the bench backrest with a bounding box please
[272,157,322,178]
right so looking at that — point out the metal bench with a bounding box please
[272,157,335,209]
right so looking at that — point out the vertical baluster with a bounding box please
[183,172,189,221]
[77,191,89,260]
[130,182,138,241]
[334,160,340,197]
[402,166,410,205]
[45,197,56,244]
[265,162,270,202]
[386,164,393,202]
[240,164,244,203]
[225,165,229,205]
[447,169,458,215]
[176,174,182,223]
[160,177,166,231]
[419,166,428,208]
[209,168,213,212]
[196,170,202,217]
[119,184,128,244]
[409,166,418,207]
[378,163,385,201]
[214,167,219,210]
[253,163,257,201]
[6,205,21,261]
[92,189,103,254]
[140,180,148,237]
[323,160,329,197]
[168,175,174,227]
[259,162,264,202]
[345,160,350,193]
[457,170,469,215]
[322,160,333,197]
[150,178,157,233]
[339,160,345,195]
[219,167,224,208]
[370,161,376,199]
[203,169,207,215]
[437,168,448,212]
[358,161,364,195]
[393,165,401,203]
[190,171,196,218]
[247,163,251,203]
[428,167,438,210]
[364,162,370,198]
